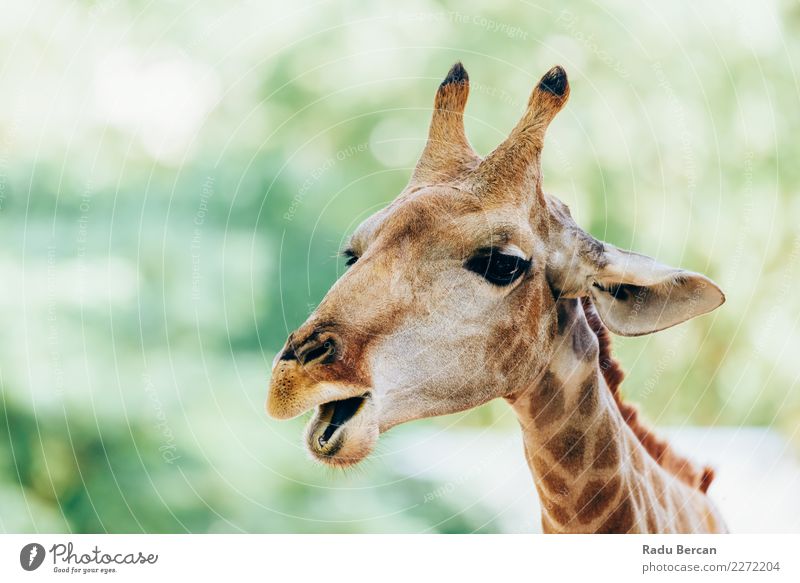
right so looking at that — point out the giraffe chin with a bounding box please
[304,392,378,467]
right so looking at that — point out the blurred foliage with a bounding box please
[0,0,798,532]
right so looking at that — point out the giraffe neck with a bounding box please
[506,298,725,533]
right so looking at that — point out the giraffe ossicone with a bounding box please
[268,62,727,533]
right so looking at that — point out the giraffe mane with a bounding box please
[580,297,715,494]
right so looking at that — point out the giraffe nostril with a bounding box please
[279,345,297,361]
[300,340,334,365]
[282,331,339,366]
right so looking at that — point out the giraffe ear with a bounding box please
[587,246,725,336]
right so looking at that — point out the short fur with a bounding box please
[581,297,714,493]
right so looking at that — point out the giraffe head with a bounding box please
[267,63,724,467]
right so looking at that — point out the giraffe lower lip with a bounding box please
[316,395,367,448]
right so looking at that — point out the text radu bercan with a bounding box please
[643,544,717,555]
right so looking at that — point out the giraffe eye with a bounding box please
[465,248,531,286]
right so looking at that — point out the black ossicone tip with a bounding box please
[441,61,468,87]
[538,65,568,97]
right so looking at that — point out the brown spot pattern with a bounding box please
[539,470,569,498]
[545,427,586,472]
[580,298,715,493]
[577,376,598,416]
[592,420,620,469]
[542,498,571,525]
[576,476,621,524]
[596,496,636,534]
[555,299,576,337]
[531,371,565,428]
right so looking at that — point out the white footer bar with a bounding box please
[1,534,797,582]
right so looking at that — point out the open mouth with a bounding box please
[311,394,368,455]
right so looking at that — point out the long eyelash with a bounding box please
[341,249,358,266]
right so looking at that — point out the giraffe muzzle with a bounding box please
[267,325,370,420]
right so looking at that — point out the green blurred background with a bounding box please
[1,0,799,533]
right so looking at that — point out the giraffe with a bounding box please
[267,62,727,533]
